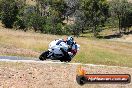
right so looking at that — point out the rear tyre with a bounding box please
[67,58,71,62]
[39,51,49,61]
[60,56,71,62]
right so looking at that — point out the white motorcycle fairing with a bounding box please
[48,39,69,55]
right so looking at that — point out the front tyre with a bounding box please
[39,50,49,61]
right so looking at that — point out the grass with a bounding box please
[72,37,132,67]
[0,26,132,67]
[75,47,132,67]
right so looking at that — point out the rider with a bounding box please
[60,36,77,61]
[66,36,77,56]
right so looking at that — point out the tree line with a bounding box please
[0,0,132,37]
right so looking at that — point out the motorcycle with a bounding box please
[39,39,80,62]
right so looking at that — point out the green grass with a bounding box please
[0,27,132,67]
[72,37,132,67]
[73,47,132,67]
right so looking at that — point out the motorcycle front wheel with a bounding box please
[39,50,50,61]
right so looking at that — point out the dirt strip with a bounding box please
[0,62,132,88]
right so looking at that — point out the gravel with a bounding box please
[0,56,132,88]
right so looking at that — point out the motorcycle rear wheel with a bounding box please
[60,56,71,62]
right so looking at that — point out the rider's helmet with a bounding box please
[66,36,74,46]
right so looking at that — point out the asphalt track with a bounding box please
[0,56,81,64]
[0,56,131,69]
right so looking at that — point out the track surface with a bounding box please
[0,56,82,64]
[0,56,131,69]
[0,56,66,64]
